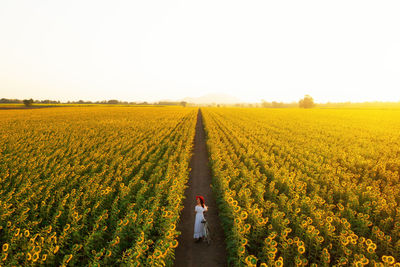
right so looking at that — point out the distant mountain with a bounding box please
[182,94,242,104]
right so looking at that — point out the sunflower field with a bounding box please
[0,107,196,266]
[202,108,400,266]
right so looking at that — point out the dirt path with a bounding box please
[174,109,227,267]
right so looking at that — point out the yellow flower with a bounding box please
[54,245,60,254]
[360,258,369,265]
[24,230,30,237]
[2,243,8,252]
[245,255,257,267]
[386,256,395,265]
[154,249,162,259]
[2,253,8,261]
[66,254,73,263]
[298,245,305,254]
[171,240,179,248]
[275,257,283,267]
[367,247,375,253]
[340,236,349,246]
[32,252,39,262]
[382,256,388,263]
[64,224,70,231]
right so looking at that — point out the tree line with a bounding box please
[0,98,187,107]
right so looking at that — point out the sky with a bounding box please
[0,0,399,103]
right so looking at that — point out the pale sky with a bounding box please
[1,0,399,103]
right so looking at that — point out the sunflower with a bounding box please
[64,224,70,231]
[386,256,395,265]
[170,240,178,248]
[340,236,349,246]
[153,249,162,259]
[267,252,275,260]
[2,253,8,261]
[32,252,39,262]
[14,228,20,237]
[298,245,305,254]
[360,258,369,265]
[66,254,73,263]
[245,255,257,266]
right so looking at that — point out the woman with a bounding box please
[194,195,208,242]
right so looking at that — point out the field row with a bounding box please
[202,108,400,266]
[0,107,196,266]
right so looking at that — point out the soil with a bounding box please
[174,109,228,267]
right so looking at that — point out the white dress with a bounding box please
[194,205,208,238]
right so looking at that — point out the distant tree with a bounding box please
[272,101,284,108]
[1,98,22,103]
[299,95,315,108]
[107,100,119,104]
[261,100,271,108]
[180,101,187,107]
[23,98,34,107]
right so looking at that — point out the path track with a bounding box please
[174,109,227,267]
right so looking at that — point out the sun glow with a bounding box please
[1,0,399,103]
